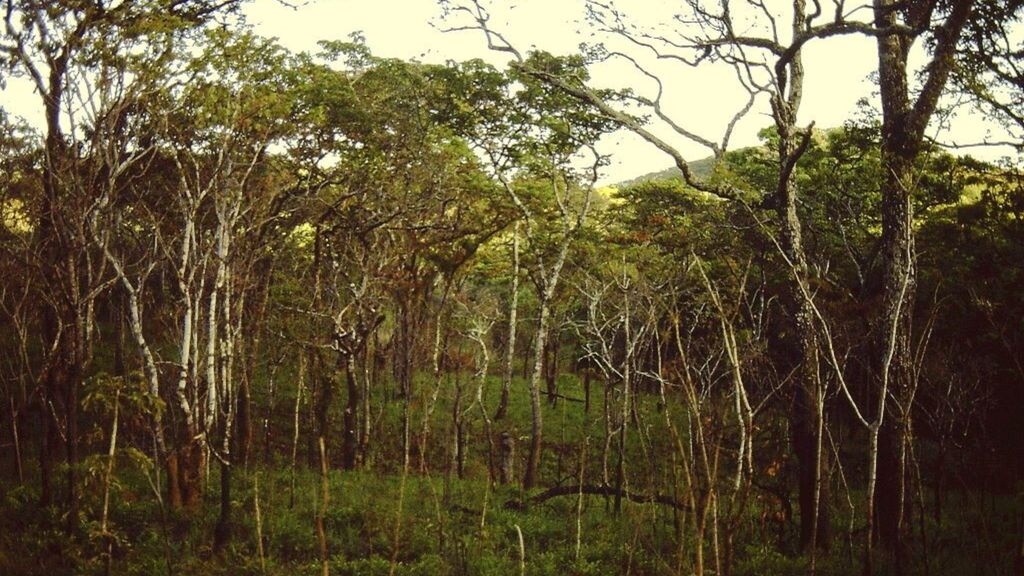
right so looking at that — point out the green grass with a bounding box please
[1,367,1020,575]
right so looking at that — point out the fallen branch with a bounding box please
[544,391,585,403]
[507,484,689,511]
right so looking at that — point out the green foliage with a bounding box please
[2,368,1023,574]
[2,4,1024,576]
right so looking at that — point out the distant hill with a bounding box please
[614,128,861,188]
[614,155,719,189]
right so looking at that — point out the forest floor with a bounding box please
[0,373,1019,575]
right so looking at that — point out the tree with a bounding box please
[442,0,837,550]
[0,0,241,527]
[867,2,975,567]
[437,54,614,489]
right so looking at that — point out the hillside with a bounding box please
[614,154,720,188]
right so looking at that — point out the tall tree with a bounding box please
[868,0,975,567]
[436,54,613,489]
[0,0,241,525]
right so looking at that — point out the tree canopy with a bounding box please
[1,2,1023,575]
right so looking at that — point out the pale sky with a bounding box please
[2,0,1014,184]
[242,0,884,182]
[240,0,1014,182]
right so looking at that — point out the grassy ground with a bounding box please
[0,370,1019,575]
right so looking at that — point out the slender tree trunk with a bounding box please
[291,354,304,508]
[238,372,252,467]
[36,57,68,514]
[523,300,550,490]
[165,452,182,510]
[865,424,882,575]
[306,352,320,469]
[100,388,119,576]
[342,355,358,470]
[418,279,450,473]
[316,437,330,576]
[521,330,532,381]
[308,227,325,469]
[583,367,591,414]
[263,371,275,463]
[316,366,334,468]
[452,369,465,479]
[496,222,520,421]
[360,342,373,465]
[360,334,376,459]
[65,323,84,533]
[499,432,514,484]
[610,356,626,512]
[544,330,559,407]
[779,194,831,553]
[214,251,238,552]
[791,302,830,552]
[9,397,23,483]
[254,473,266,574]
[614,298,631,515]
[766,11,832,547]
[39,387,54,507]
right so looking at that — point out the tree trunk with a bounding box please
[237,372,252,467]
[521,330,532,381]
[873,147,916,563]
[499,432,515,485]
[777,147,831,553]
[8,397,23,484]
[64,345,82,533]
[359,343,373,465]
[342,355,359,470]
[870,0,973,562]
[36,53,70,515]
[452,371,466,480]
[306,351,320,469]
[614,345,630,514]
[316,363,334,469]
[290,353,305,508]
[583,367,591,414]
[523,300,550,490]
[316,437,330,576]
[263,374,275,464]
[496,222,519,421]
[39,394,54,507]
[213,460,232,553]
[793,373,830,551]
[544,330,559,407]
[178,436,205,509]
[418,292,450,473]
[166,452,183,510]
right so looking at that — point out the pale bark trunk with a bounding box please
[100,388,119,576]
[90,210,177,507]
[613,287,631,514]
[316,437,330,576]
[342,355,359,470]
[523,300,550,490]
[360,343,373,465]
[496,222,520,421]
[290,354,305,508]
[418,284,450,473]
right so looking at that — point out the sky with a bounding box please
[238,0,1024,182]
[2,0,1014,184]
[240,0,882,182]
